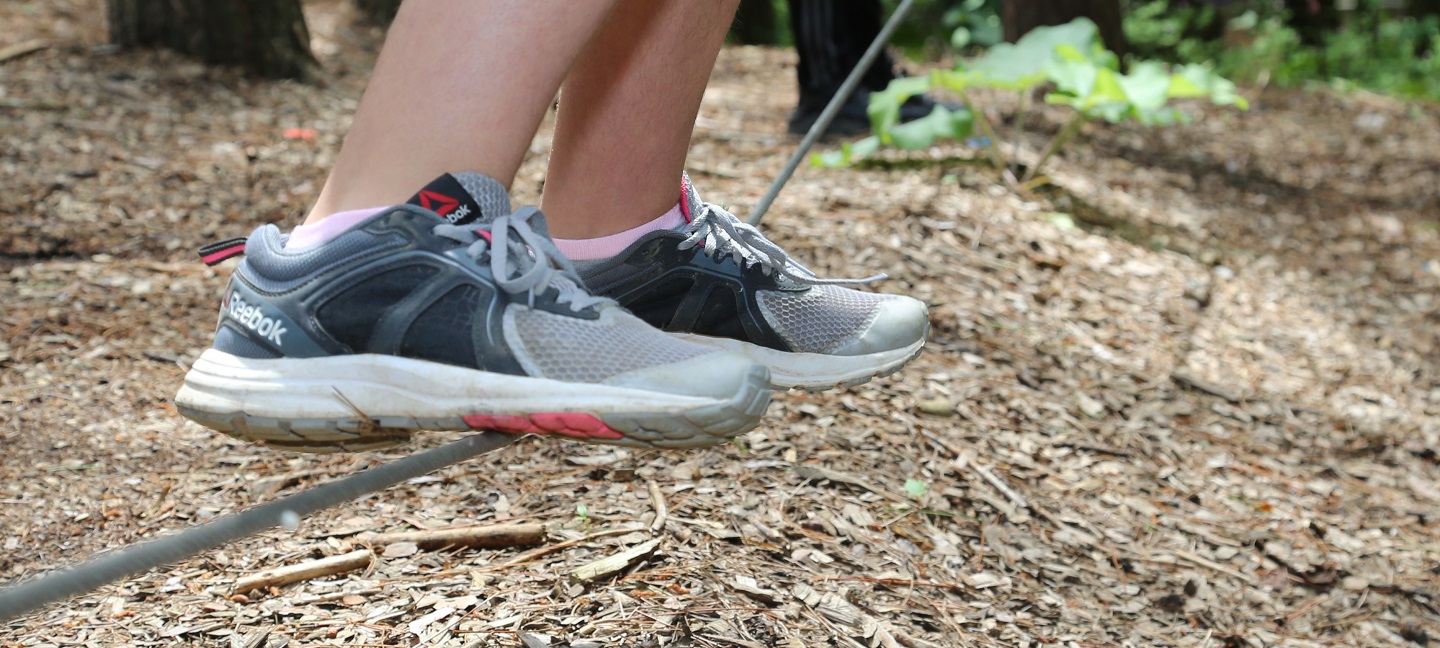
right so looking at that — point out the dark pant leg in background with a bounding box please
[786,0,899,134]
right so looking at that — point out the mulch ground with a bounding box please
[4,1,1440,646]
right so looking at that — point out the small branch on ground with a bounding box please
[232,549,373,595]
[360,523,545,551]
[0,40,48,64]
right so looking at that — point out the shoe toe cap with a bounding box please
[830,295,929,356]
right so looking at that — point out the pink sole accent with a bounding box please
[463,412,624,441]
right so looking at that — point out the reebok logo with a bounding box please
[446,203,472,223]
[418,190,474,223]
[227,292,288,347]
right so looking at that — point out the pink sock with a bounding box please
[553,203,686,261]
[286,207,387,250]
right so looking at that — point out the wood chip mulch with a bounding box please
[4,1,1440,646]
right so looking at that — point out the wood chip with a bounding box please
[570,538,661,583]
[729,575,781,605]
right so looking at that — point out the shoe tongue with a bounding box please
[406,172,512,226]
[678,172,704,225]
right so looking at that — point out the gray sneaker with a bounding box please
[176,173,771,453]
[572,174,929,390]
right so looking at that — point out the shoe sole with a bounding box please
[673,334,925,391]
[175,350,770,453]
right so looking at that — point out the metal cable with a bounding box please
[0,432,519,622]
[746,0,918,226]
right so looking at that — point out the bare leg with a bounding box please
[305,0,618,224]
[542,0,740,239]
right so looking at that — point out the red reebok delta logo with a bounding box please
[417,190,459,217]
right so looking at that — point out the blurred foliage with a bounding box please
[1124,0,1440,101]
[730,0,1001,53]
[817,18,1246,183]
[941,0,1005,50]
[736,0,1437,100]
[880,0,1003,53]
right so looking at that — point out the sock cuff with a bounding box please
[286,207,388,250]
[553,203,686,261]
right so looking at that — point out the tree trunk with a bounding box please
[107,0,316,80]
[731,0,780,45]
[1002,0,1128,61]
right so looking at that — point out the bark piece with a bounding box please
[570,538,661,583]
[730,576,781,605]
[647,481,668,533]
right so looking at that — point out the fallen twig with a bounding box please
[232,549,372,595]
[951,455,1029,510]
[0,40,48,64]
[486,526,640,571]
[360,523,544,551]
[1171,369,1245,404]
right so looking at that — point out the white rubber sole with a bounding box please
[672,334,925,390]
[175,350,769,453]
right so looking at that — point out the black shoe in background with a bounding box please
[787,86,964,138]
[787,87,874,137]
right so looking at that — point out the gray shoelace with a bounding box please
[435,207,610,311]
[679,202,886,285]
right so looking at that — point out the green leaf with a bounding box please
[1046,57,1097,97]
[1118,61,1172,112]
[905,479,928,498]
[951,25,972,50]
[811,136,881,168]
[957,18,1100,91]
[850,135,880,158]
[869,75,936,141]
[1170,63,1249,109]
[885,105,975,150]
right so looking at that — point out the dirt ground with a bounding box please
[4,1,1440,646]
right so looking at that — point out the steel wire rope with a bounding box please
[0,433,519,621]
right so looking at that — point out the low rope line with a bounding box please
[0,432,519,622]
[746,0,919,226]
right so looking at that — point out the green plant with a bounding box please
[943,0,1003,50]
[1123,1,1440,102]
[1123,0,1222,62]
[816,18,1248,186]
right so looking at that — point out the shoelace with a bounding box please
[434,207,610,311]
[678,202,886,285]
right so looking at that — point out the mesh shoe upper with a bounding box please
[574,174,917,356]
